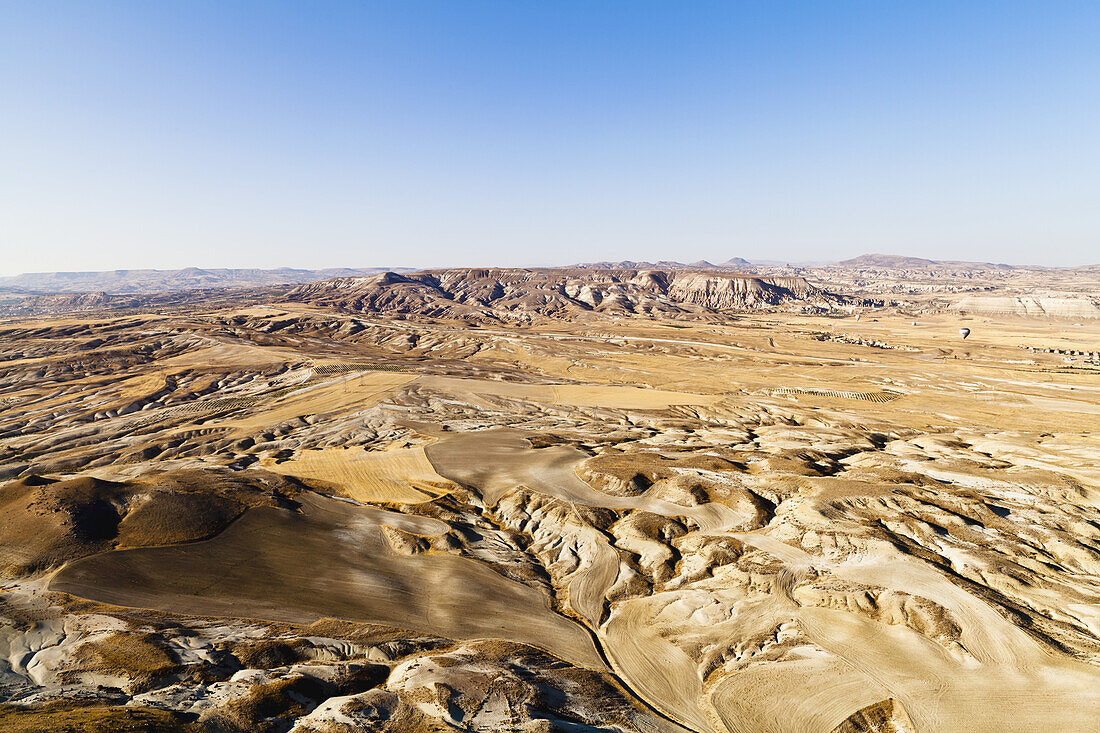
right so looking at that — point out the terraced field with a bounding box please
[766,387,905,402]
[311,362,410,375]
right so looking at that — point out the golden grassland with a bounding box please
[261,444,455,504]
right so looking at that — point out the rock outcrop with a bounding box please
[952,295,1100,319]
[286,267,844,321]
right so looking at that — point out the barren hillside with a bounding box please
[0,269,1097,732]
[285,268,845,321]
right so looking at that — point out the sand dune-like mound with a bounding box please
[0,470,300,576]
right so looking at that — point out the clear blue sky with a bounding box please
[2,1,1098,274]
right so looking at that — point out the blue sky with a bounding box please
[1,1,1097,273]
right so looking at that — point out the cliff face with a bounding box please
[952,295,1100,319]
[285,268,845,321]
[666,273,820,308]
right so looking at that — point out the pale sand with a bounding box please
[11,304,1100,731]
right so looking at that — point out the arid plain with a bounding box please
[0,263,1098,732]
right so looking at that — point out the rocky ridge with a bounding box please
[285,268,845,322]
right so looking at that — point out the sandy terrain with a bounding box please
[0,270,1098,731]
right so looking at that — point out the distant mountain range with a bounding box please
[576,254,1097,271]
[572,258,755,270]
[2,256,1095,297]
[832,254,1020,270]
[0,267,415,295]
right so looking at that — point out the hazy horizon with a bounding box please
[3,2,1098,275]
[2,251,1098,280]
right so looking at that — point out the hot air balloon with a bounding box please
[959,328,971,339]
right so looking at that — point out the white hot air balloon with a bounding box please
[959,328,971,339]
